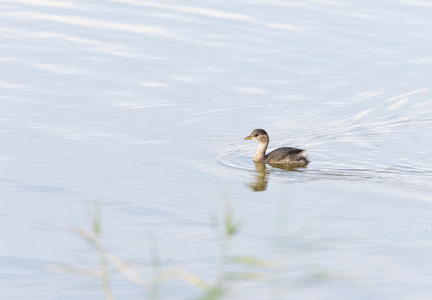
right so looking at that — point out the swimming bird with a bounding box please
[244,129,309,165]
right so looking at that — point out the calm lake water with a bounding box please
[1,0,432,299]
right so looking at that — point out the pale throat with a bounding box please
[253,141,268,162]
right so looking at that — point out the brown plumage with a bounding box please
[244,129,309,165]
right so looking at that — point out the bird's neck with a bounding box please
[253,141,268,163]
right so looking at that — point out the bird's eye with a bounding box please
[254,134,258,137]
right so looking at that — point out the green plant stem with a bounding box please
[96,241,114,300]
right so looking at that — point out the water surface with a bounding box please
[1,0,432,299]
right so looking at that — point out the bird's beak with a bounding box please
[244,136,253,140]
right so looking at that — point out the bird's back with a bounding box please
[264,147,309,165]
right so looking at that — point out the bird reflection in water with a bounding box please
[248,162,307,192]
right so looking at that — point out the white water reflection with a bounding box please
[108,0,253,20]
[1,11,178,37]
[11,0,84,9]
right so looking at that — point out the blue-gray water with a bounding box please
[1,0,432,299]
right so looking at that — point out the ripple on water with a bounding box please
[201,88,432,188]
[35,90,432,189]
